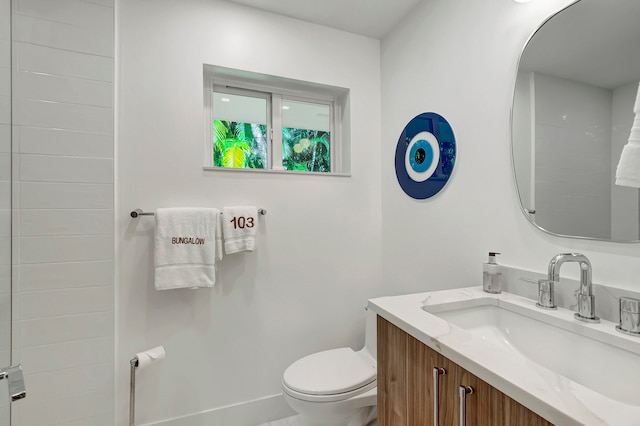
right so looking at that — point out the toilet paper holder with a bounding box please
[129,346,166,426]
[129,357,139,426]
[0,364,26,402]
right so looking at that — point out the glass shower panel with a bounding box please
[0,0,10,421]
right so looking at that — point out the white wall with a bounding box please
[381,0,640,299]
[116,0,382,424]
[534,72,612,239]
[10,0,115,425]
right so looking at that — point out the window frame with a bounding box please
[209,85,272,169]
[204,71,344,174]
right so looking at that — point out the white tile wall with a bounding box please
[0,4,9,416]
[19,182,113,209]
[15,311,113,350]
[19,234,113,264]
[19,209,113,236]
[14,0,113,31]
[0,240,8,267]
[0,210,9,237]
[534,72,612,239]
[19,155,113,183]
[0,153,9,180]
[16,71,113,107]
[16,260,113,292]
[0,403,7,426]
[0,67,9,97]
[0,124,9,152]
[0,182,9,209]
[24,362,112,399]
[0,0,8,40]
[0,94,9,125]
[13,15,113,56]
[16,285,112,319]
[0,267,8,287]
[15,127,113,157]
[12,389,113,426]
[11,0,114,424]
[0,41,9,62]
[16,43,113,82]
[14,98,113,132]
[17,336,112,374]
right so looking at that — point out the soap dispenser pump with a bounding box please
[483,252,503,294]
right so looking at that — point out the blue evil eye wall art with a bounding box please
[394,112,456,199]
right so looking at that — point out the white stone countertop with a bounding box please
[368,287,640,426]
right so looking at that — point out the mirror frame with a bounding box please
[510,0,640,243]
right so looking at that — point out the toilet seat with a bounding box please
[282,347,376,403]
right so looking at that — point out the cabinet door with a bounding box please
[457,366,505,426]
[376,316,553,426]
[409,340,458,425]
[433,350,459,425]
[502,394,554,426]
[377,316,408,424]
[457,365,553,426]
[407,334,431,425]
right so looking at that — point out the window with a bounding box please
[204,65,349,174]
[212,89,269,169]
[282,99,331,172]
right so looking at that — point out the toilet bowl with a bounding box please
[281,309,377,426]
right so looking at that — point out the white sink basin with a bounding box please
[423,297,640,406]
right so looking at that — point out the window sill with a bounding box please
[202,166,351,177]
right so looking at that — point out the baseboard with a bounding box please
[141,393,296,426]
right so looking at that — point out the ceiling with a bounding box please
[225,0,640,89]
[225,0,422,39]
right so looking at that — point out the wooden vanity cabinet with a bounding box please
[377,316,553,426]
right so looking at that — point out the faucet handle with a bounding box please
[536,279,557,310]
[616,297,640,336]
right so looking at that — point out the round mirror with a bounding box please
[512,0,640,242]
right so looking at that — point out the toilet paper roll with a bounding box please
[135,346,166,369]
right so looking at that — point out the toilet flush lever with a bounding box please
[0,364,27,402]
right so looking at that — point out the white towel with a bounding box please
[616,140,640,187]
[154,207,222,290]
[222,206,258,254]
[615,82,640,188]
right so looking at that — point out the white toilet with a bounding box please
[281,309,377,426]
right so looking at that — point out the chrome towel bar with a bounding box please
[130,208,267,218]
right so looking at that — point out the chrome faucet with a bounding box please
[548,253,599,323]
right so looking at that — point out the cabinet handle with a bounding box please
[432,367,446,426]
[458,385,474,426]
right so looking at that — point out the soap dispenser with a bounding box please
[483,252,503,294]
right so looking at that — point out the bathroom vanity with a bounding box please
[369,287,640,426]
[377,316,551,425]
